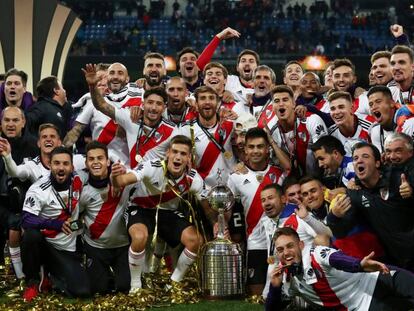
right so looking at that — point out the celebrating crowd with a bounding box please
[1,22,414,310]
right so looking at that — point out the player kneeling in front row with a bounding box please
[266,227,414,311]
[20,147,90,301]
[111,135,213,294]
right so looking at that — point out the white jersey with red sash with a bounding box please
[225,75,254,110]
[22,174,83,252]
[251,98,278,129]
[388,80,414,106]
[76,84,143,164]
[227,165,285,250]
[282,246,378,311]
[179,119,236,187]
[115,107,178,169]
[270,113,328,173]
[77,171,130,249]
[221,100,249,117]
[162,106,197,126]
[328,116,372,156]
[129,159,207,210]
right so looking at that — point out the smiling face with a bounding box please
[143,57,166,87]
[329,97,354,127]
[107,63,129,93]
[237,54,257,82]
[254,69,273,97]
[313,147,341,175]
[196,91,219,121]
[86,148,110,179]
[352,146,381,184]
[261,187,284,218]
[390,53,414,84]
[38,127,61,154]
[368,91,395,126]
[245,137,269,166]
[273,92,295,122]
[332,65,356,92]
[324,65,333,88]
[300,180,324,211]
[275,234,303,266]
[4,75,26,106]
[204,66,227,95]
[384,139,413,164]
[143,94,165,125]
[283,63,303,88]
[179,52,198,81]
[300,73,320,98]
[166,143,191,178]
[371,57,393,86]
[1,107,25,138]
[50,152,73,184]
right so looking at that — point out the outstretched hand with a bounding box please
[82,64,101,87]
[217,27,241,40]
[360,251,390,274]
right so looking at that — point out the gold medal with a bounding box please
[256,174,264,183]
[135,154,143,163]
[224,151,232,160]
[267,255,276,265]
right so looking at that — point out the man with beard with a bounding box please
[203,62,246,116]
[164,77,197,125]
[389,45,414,106]
[228,127,285,295]
[141,52,167,90]
[179,86,236,187]
[26,76,72,138]
[78,141,131,294]
[328,142,414,270]
[0,107,38,280]
[311,135,355,189]
[250,65,277,128]
[83,64,176,169]
[0,68,34,111]
[269,85,327,176]
[64,63,141,165]
[111,135,211,293]
[328,91,372,156]
[266,227,414,311]
[20,147,90,301]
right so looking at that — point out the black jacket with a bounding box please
[25,97,72,138]
[328,169,414,270]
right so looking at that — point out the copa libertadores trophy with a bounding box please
[201,169,245,299]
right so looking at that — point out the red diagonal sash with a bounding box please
[89,187,123,239]
[197,120,233,180]
[97,97,142,145]
[130,123,174,168]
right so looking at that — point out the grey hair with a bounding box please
[384,132,414,151]
[253,65,276,83]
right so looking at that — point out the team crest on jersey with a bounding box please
[298,132,307,142]
[380,187,389,200]
[265,108,272,118]
[178,184,186,192]
[73,191,80,200]
[154,131,162,142]
[218,128,226,140]
[269,173,277,183]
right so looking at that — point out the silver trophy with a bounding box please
[201,170,245,299]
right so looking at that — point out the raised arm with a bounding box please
[82,64,115,119]
[0,137,30,181]
[110,161,138,188]
[62,121,87,148]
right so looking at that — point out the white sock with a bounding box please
[9,246,24,279]
[129,247,145,288]
[171,248,197,282]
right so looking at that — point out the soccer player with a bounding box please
[227,127,285,295]
[327,91,371,156]
[64,62,142,164]
[282,61,304,99]
[390,45,414,105]
[141,52,167,90]
[78,141,131,294]
[20,147,90,301]
[111,135,211,293]
[83,64,177,169]
[270,85,327,176]
[266,227,414,311]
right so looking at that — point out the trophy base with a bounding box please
[203,293,245,300]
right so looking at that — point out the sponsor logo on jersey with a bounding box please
[25,197,35,208]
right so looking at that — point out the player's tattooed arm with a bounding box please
[63,122,86,148]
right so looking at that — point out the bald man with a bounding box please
[0,106,38,280]
[164,76,196,125]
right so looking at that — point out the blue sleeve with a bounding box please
[22,211,64,231]
[329,251,362,272]
[265,284,284,311]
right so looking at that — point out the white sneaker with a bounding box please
[129,286,142,295]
